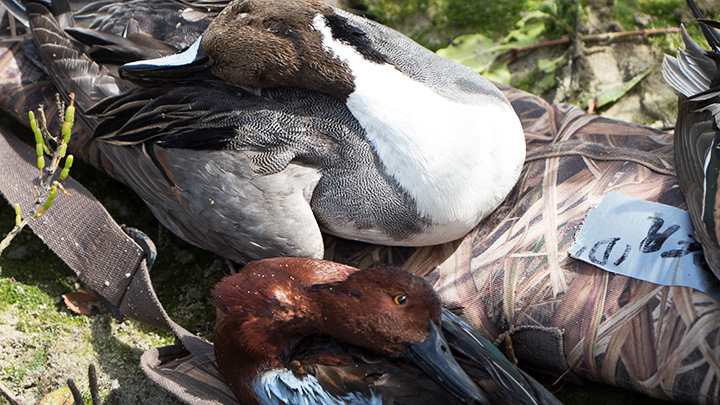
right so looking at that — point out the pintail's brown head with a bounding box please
[120,0,391,100]
[200,0,358,100]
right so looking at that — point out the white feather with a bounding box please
[312,15,525,239]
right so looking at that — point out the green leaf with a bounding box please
[505,10,552,44]
[538,71,557,88]
[436,34,507,73]
[585,67,654,108]
[482,63,512,85]
[537,54,565,74]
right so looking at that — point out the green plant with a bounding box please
[436,0,579,84]
[0,95,75,258]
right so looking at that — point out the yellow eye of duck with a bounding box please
[392,294,407,306]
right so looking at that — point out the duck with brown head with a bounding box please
[212,258,561,404]
[199,0,357,100]
[10,0,523,262]
[120,0,526,251]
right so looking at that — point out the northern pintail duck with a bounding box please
[5,0,525,263]
[662,0,720,277]
[213,257,560,404]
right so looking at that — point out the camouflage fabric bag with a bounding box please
[1,36,718,404]
[416,86,719,404]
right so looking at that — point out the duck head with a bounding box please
[201,0,361,100]
[212,258,486,404]
[308,266,441,356]
[122,0,361,100]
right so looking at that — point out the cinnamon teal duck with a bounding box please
[4,0,525,263]
[662,0,720,277]
[212,257,560,404]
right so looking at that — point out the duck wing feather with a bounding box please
[288,337,466,405]
[26,1,329,262]
[97,140,325,262]
[277,313,561,405]
[27,1,121,119]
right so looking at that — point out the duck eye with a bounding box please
[392,294,407,306]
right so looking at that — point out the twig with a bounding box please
[89,364,99,405]
[553,366,574,385]
[67,378,84,405]
[582,27,681,42]
[497,27,681,64]
[0,205,37,254]
[8,10,17,40]
[37,105,53,146]
[0,380,23,405]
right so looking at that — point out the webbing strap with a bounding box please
[0,124,210,356]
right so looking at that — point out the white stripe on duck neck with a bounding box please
[312,14,525,231]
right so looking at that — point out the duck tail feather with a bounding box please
[686,0,720,53]
[662,55,701,97]
[662,25,719,98]
[48,0,72,29]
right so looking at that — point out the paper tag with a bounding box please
[568,192,720,300]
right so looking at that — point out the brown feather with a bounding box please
[200,0,355,100]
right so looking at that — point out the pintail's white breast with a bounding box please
[309,11,525,242]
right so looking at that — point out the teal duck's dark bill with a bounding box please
[406,321,488,404]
